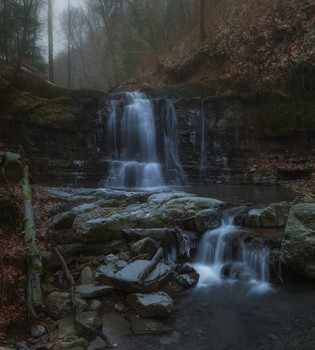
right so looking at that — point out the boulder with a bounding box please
[130,238,160,257]
[195,209,220,232]
[283,203,315,279]
[75,285,114,298]
[140,228,176,252]
[114,260,175,293]
[57,311,102,333]
[80,266,93,285]
[45,291,87,319]
[126,292,173,318]
[53,212,76,230]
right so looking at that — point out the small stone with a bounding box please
[31,325,46,338]
[94,265,115,285]
[80,266,93,285]
[104,254,118,266]
[115,260,128,270]
[114,303,129,313]
[119,251,130,261]
[87,299,102,312]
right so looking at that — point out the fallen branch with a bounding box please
[53,247,116,348]
[23,165,43,318]
[173,227,191,261]
[138,247,164,284]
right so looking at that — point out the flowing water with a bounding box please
[105,92,164,188]
[194,206,271,295]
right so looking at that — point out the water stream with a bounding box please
[194,206,272,295]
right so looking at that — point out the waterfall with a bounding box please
[105,92,163,188]
[194,207,272,294]
[162,100,187,184]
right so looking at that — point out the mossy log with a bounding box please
[23,165,43,318]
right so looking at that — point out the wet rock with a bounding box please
[80,266,93,285]
[130,238,160,257]
[87,299,102,312]
[114,303,129,313]
[31,325,46,338]
[115,260,128,270]
[128,314,173,334]
[57,241,127,257]
[126,292,173,318]
[53,212,76,230]
[246,203,291,227]
[283,203,315,279]
[45,291,87,319]
[179,263,197,274]
[94,265,115,285]
[102,312,131,337]
[176,274,197,288]
[71,203,100,214]
[195,209,220,232]
[74,217,123,242]
[114,260,175,293]
[75,285,114,298]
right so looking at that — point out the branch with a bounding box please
[53,247,117,348]
[138,247,164,284]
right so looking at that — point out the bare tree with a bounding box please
[48,0,54,82]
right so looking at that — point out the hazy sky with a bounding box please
[48,0,85,55]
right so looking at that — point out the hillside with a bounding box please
[122,0,314,95]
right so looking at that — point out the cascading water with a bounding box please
[105,92,164,188]
[161,100,187,184]
[194,207,272,294]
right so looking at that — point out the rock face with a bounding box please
[283,203,315,279]
[114,260,175,293]
[126,292,173,318]
[1,90,311,186]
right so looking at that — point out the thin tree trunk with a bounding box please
[3,0,8,61]
[48,0,54,82]
[67,0,71,89]
[200,0,206,43]
[11,0,34,84]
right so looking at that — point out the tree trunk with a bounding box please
[48,0,54,82]
[23,165,43,318]
[67,0,71,89]
[3,0,8,61]
[200,0,206,43]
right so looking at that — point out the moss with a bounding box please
[258,96,315,136]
